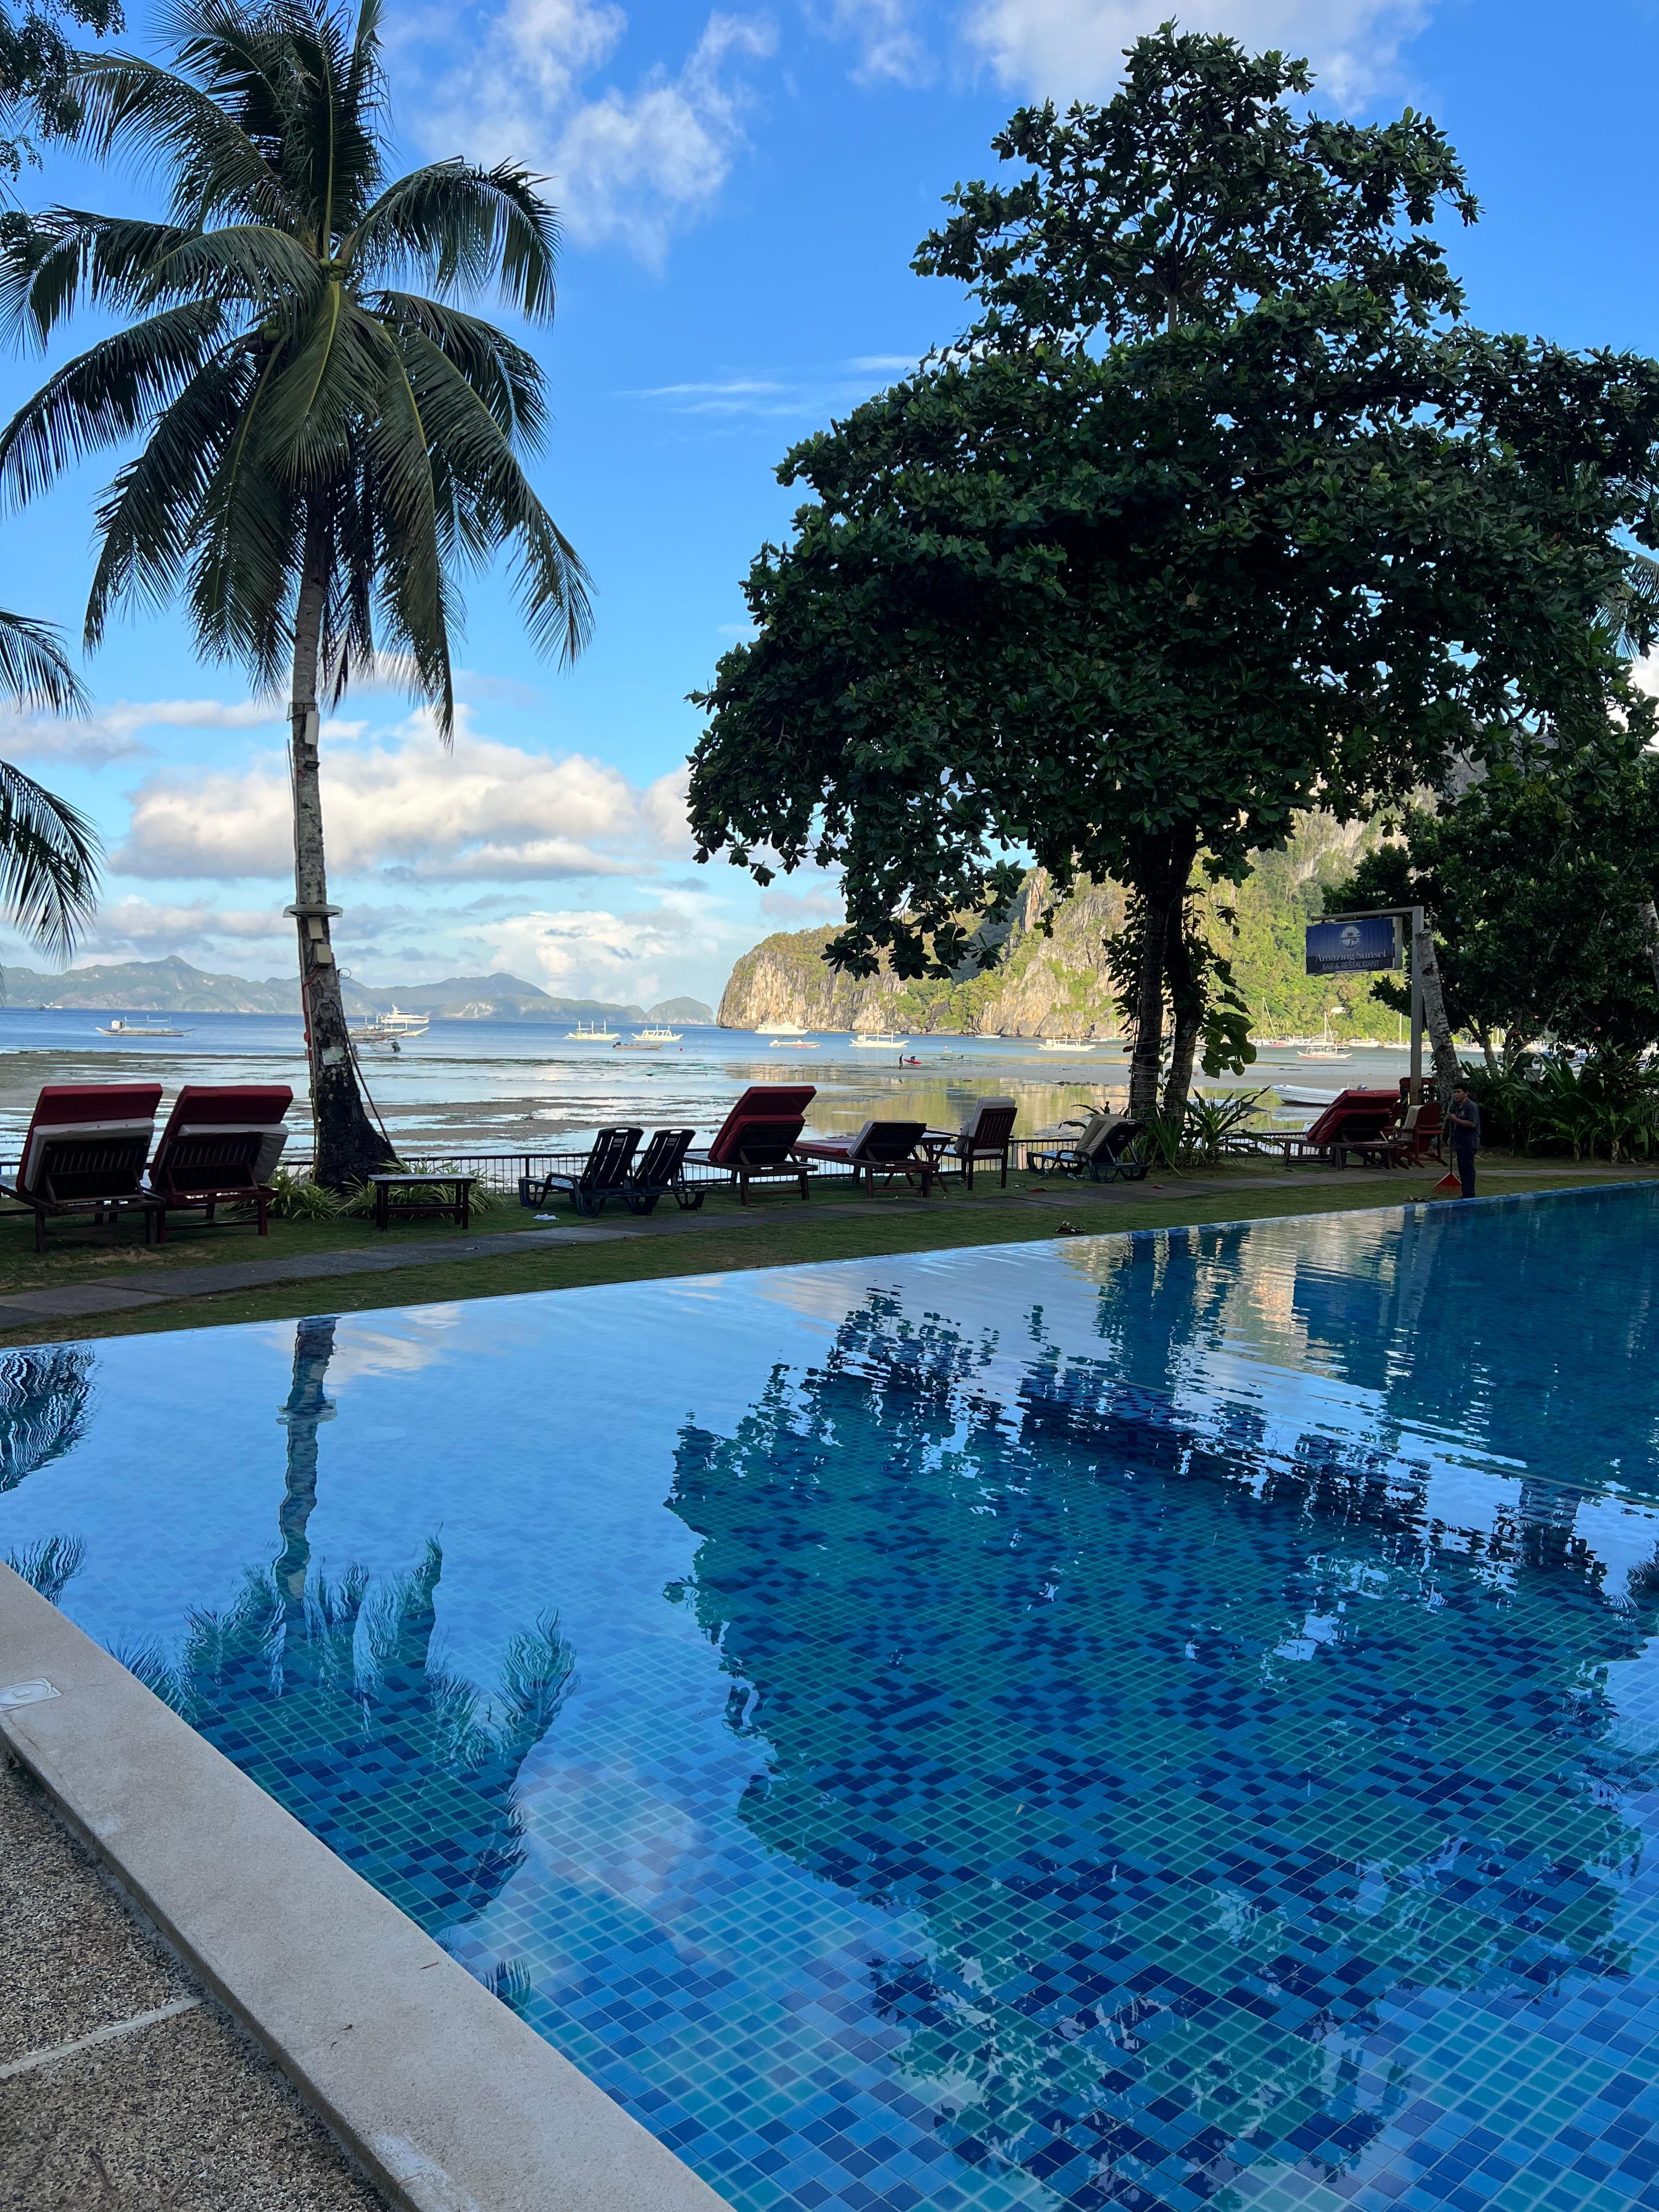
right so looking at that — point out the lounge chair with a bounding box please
[923,1098,1018,1189]
[0,1082,163,1250]
[1274,1088,1398,1168]
[622,1128,704,1215]
[793,1119,936,1196]
[1028,1113,1149,1182]
[524,1126,643,1216]
[686,1085,819,1204]
[144,1084,293,1240]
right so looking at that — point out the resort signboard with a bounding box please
[1304,916,1400,975]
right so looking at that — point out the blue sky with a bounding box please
[0,0,1652,1008]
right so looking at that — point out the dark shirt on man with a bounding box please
[1448,1097,1480,1148]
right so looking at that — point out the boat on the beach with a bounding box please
[97,1015,188,1037]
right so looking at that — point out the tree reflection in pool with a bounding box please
[670,1285,1659,2210]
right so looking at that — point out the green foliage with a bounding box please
[0,0,120,182]
[1331,753,1659,1058]
[1135,1088,1269,1172]
[690,27,1659,1121]
[0,0,589,724]
[1463,1054,1659,1161]
[336,1165,496,1217]
[262,1166,342,1220]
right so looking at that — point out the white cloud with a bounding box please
[627,354,919,420]
[828,0,931,84]
[464,891,749,1003]
[962,0,1434,105]
[0,693,280,769]
[113,708,692,885]
[72,895,292,963]
[417,2,776,266]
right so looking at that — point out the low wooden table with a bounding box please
[367,1172,476,1231]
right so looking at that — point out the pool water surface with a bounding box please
[5,1186,1659,2212]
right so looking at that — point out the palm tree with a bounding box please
[0,0,591,1182]
[0,610,101,960]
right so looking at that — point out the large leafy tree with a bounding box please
[689,28,1659,1115]
[0,0,590,1182]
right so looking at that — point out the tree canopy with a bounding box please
[689,26,1659,1112]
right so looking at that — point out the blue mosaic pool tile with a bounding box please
[8,1191,1659,2208]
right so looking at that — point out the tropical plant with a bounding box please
[0,0,591,1183]
[689,27,1659,1120]
[0,612,100,957]
[0,0,119,180]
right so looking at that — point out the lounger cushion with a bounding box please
[17,1084,163,1195]
[151,1085,294,1187]
[705,1085,816,1165]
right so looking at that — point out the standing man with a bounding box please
[1447,1081,1480,1198]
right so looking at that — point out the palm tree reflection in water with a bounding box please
[669,1288,1659,2210]
[141,1318,574,1942]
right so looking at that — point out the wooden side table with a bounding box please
[366,1172,476,1230]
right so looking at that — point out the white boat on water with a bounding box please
[767,1038,819,1049]
[350,1007,430,1049]
[760,1020,810,1036]
[637,1025,682,1043]
[1297,1014,1351,1063]
[566,1022,619,1041]
[97,1016,188,1037]
[1040,1037,1097,1051]
[850,1031,907,1047]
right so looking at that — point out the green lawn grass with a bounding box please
[1,1154,1649,1346]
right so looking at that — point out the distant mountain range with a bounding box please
[0,954,712,1026]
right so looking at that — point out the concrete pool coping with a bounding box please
[0,1565,727,2212]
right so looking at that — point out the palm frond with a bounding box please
[86,346,253,646]
[0,300,226,507]
[0,755,102,957]
[348,160,559,320]
[67,49,297,230]
[397,329,590,663]
[0,610,88,714]
[369,290,546,442]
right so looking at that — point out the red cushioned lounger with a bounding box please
[0,1082,163,1251]
[686,1084,818,1204]
[145,1084,294,1241]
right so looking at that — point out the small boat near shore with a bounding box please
[566,1022,619,1041]
[851,1031,907,1048]
[97,1015,188,1037]
[349,1007,430,1051]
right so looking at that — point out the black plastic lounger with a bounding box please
[524,1126,642,1217]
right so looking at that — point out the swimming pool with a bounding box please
[5,1185,1659,2212]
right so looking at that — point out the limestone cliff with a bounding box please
[716,814,1397,1040]
[718,872,1126,1039]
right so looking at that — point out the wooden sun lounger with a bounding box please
[1028,1114,1148,1182]
[686,1085,819,1204]
[793,1119,936,1196]
[0,1083,163,1251]
[144,1083,293,1240]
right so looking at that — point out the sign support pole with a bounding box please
[1408,906,1424,1105]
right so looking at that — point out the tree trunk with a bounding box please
[1126,828,1196,1119]
[275,1316,336,1611]
[289,526,388,1188]
[1475,1023,1499,1079]
[1412,916,1462,1101]
[1163,898,1201,1115]
[1640,898,1659,997]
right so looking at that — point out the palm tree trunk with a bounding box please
[1411,915,1462,1099]
[289,527,388,1188]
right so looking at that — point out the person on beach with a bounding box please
[1447,1081,1480,1198]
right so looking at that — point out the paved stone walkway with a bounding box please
[1,1755,385,2210]
[0,1166,1433,1329]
